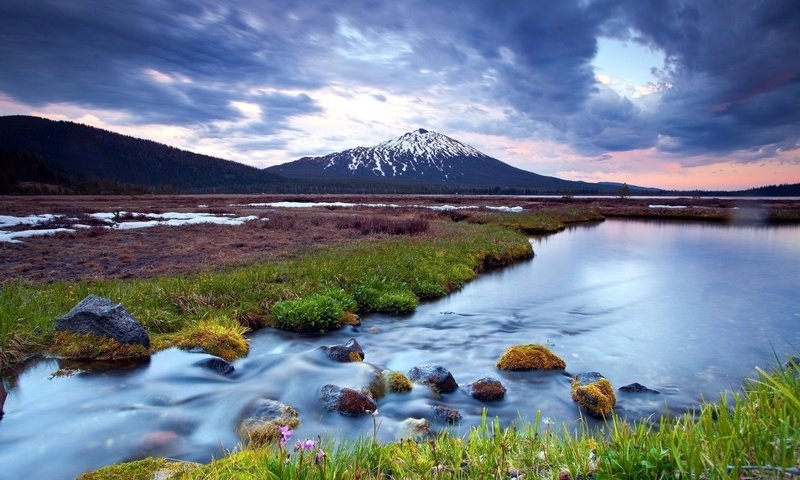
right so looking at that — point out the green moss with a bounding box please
[171,318,249,361]
[48,332,150,361]
[496,344,566,370]
[384,370,413,393]
[77,457,197,480]
[571,377,616,418]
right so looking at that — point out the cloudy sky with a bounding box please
[1,0,799,190]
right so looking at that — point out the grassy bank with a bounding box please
[0,220,533,369]
[81,361,800,479]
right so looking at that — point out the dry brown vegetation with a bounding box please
[1,194,798,285]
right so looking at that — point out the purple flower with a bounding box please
[295,438,316,451]
[278,425,293,447]
[315,448,326,464]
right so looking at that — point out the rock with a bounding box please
[397,417,430,440]
[322,338,364,362]
[198,357,234,375]
[496,344,565,370]
[239,399,300,447]
[618,382,659,394]
[407,364,458,393]
[571,372,616,418]
[433,405,462,423]
[468,377,507,401]
[55,295,149,347]
[320,384,377,416]
[783,356,800,370]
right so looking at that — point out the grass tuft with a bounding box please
[170,317,249,361]
[48,331,150,360]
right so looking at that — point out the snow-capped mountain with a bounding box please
[266,128,586,189]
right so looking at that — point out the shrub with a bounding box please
[353,286,418,313]
[270,293,344,333]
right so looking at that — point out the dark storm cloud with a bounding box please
[0,0,798,160]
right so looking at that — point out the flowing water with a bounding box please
[2,219,799,479]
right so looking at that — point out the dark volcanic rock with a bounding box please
[320,384,377,416]
[198,357,235,375]
[433,405,462,424]
[322,338,364,362]
[55,295,149,347]
[407,364,458,393]
[618,382,660,394]
[468,377,507,401]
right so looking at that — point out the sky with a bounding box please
[1,0,799,190]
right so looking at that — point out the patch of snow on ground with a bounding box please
[0,228,75,243]
[0,214,62,229]
[649,205,688,209]
[243,202,523,212]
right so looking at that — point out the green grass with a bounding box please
[85,362,800,479]
[0,221,533,368]
[469,207,605,234]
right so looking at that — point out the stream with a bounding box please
[1,218,799,479]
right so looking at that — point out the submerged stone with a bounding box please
[496,344,565,371]
[407,364,458,393]
[55,295,149,347]
[198,357,234,375]
[571,372,616,418]
[433,405,462,424]
[618,382,659,394]
[322,338,364,362]
[239,399,300,447]
[320,384,377,416]
[397,417,430,440]
[468,377,507,401]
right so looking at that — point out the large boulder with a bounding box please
[322,338,364,362]
[571,372,616,418]
[320,384,377,416]
[407,364,458,393]
[467,377,507,401]
[496,344,565,371]
[239,399,300,447]
[55,295,149,347]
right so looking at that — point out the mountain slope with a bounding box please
[0,115,285,193]
[267,128,648,193]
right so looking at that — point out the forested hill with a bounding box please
[0,115,286,193]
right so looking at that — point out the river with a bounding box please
[1,218,799,479]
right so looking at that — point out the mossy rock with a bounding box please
[49,331,150,361]
[571,372,616,418]
[77,457,198,480]
[173,319,249,361]
[496,344,565,371]
[239,399,300,448]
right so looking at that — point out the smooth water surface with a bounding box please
[1,219,799,479]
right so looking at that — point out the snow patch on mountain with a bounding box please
[319,128,489,177]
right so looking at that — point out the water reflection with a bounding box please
[1,219,798,479]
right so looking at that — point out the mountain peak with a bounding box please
[374,129,488,162]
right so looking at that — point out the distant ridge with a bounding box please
[267,128,659,194]
[0,115,285,193]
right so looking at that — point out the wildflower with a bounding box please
[278,425,293,447]
[295,438,316,451]
[315,448,326,464]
